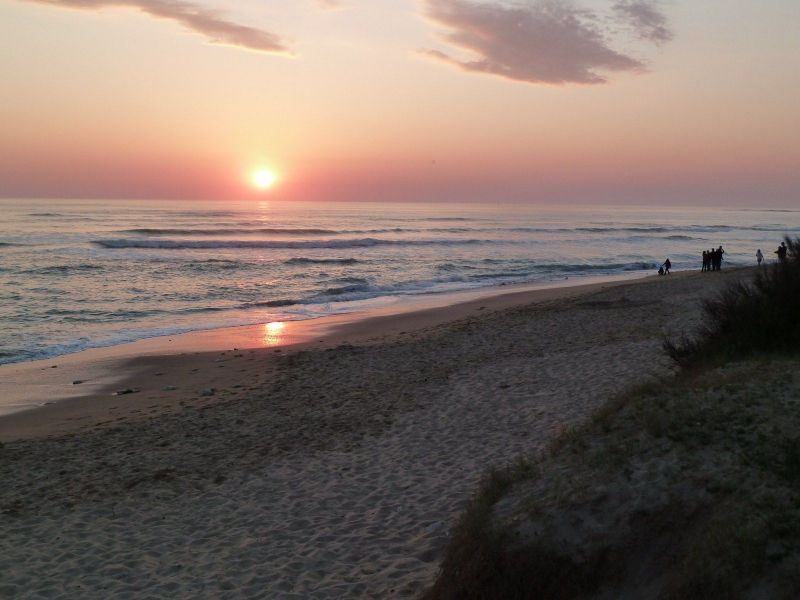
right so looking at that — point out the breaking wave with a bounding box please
[284,257,361,265]
[123,227,337,235]
[93,238,504,250]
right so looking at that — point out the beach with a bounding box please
[0,268,754,598]
[4,0,799,595]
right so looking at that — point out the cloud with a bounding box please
[422,0,672,85]
[315,0,342,8]
[26,0,290,54]
[613,0,673,43]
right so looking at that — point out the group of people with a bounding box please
[755,242,788,266]
[701,246,725,272]
[659,241,789,276]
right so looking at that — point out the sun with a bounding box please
[253,169,277,190]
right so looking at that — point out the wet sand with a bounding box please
[0,268,753,598]
[0,273,644,440]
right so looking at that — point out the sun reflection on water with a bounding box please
[263,321,286,346]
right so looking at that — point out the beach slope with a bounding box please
[0,270,753,599]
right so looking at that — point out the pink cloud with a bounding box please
[25,0,290,54]
[613,0,673,43]
[422,0,672,85]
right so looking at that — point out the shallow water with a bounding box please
[1,199,798,364]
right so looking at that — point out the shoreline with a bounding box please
[1,270,653,366]
[0,270,651,433]
[0,266,757,598]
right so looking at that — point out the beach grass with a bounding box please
[666,237,800,366]
[423,247,800,599]
[424,359,800,599]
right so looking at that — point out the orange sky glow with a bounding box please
[1,0,798,205]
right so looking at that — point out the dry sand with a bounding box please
[0,269,753,599]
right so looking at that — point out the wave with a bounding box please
[112,224,798,240]
[19,264,105,275]
[503,224,793,234]
[453,261,658,276]
[468,271,530,280]
[26,212,97,221]
[423,217,476,222]
[46,307,158,320]
[346,227,471,234]
[740,208,800,213]
[122,226,478,236]
[437,262,478,272]
[318,283,371,296]
[170,210,239,218]
[284,257,361,265]
[241,299,301,309]
[550,262,659,272]
[93,238,505,250]
[284,261,660,306]
[123,227,338,236]
[184,259,250,271]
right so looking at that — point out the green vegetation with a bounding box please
[423,242,800,599]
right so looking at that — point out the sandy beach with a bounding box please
[0,269,753,598]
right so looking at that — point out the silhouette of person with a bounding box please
[715,246,725,270]
[702,250,708,272]
[663,258,671,274]
[776,242,787,263]
[756,249,763,266]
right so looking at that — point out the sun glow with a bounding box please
[263,321,286,346]
[253,169,277,190]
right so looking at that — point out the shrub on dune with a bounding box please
[667,236,800,365]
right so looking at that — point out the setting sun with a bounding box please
[253,169,277,190]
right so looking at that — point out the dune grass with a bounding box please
[667,237,800,366]
[424,361,800,599]
[423,242,800,599]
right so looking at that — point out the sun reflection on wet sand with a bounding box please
[263,321,286,346]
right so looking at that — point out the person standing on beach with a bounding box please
[702,250,708,272]
[663,258,671,274]
[775,242,787,263]
[715,246,725,270]
[756,249,764,266]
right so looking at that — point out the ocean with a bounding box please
[1,199,799,365]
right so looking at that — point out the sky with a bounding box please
[0,0,798,205]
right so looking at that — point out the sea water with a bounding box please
[1,199,798,364]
